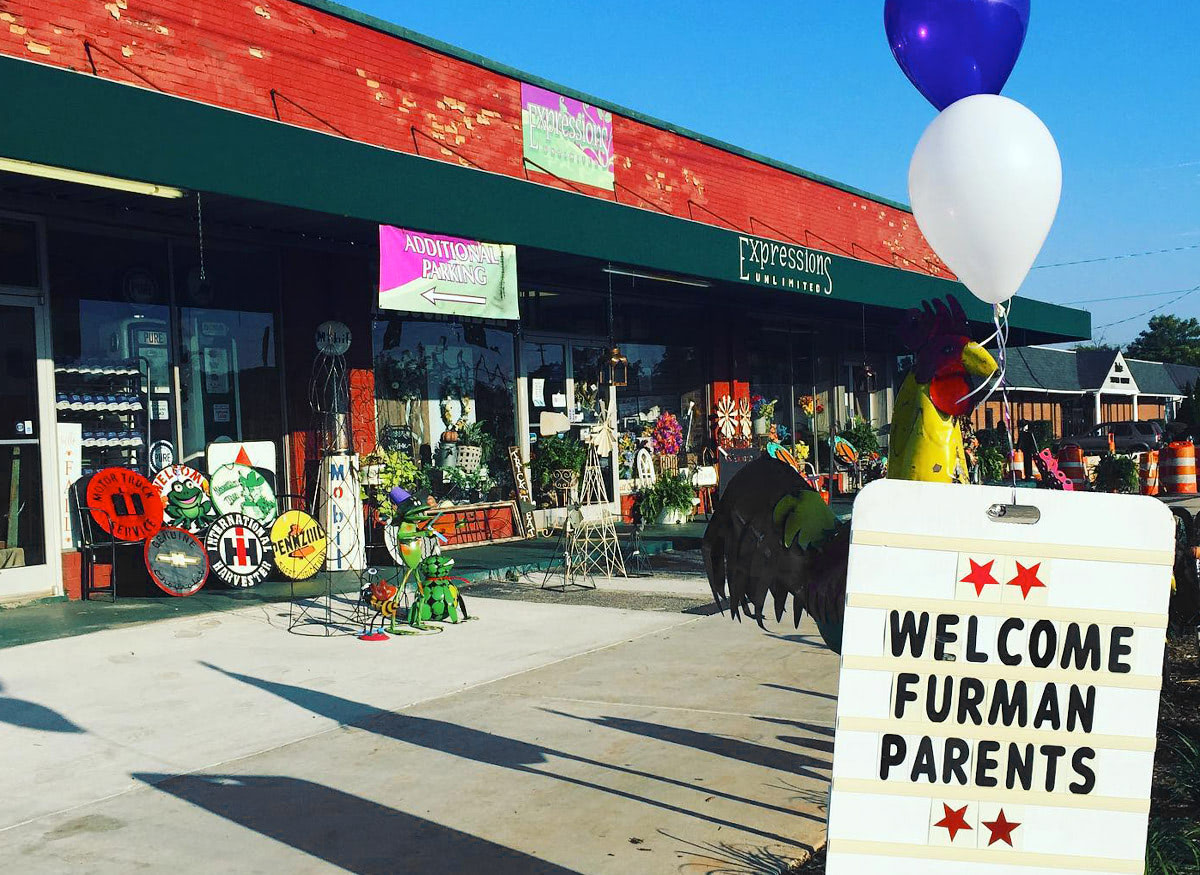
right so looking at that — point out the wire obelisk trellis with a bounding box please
[541,416,626,590]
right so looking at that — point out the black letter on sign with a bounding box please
[989,679,1028,728]
[1066,685,1096,734]
[1034,683,1062,730]
[933,614,960,661]
[1006,742,1036,791]
[965,616,988,663]
[889,611,930,658]
[879,734,907,780]
[1070,748,1097,795]
[1109,627,1135,674]
[942,737,971,785]
[1029,619,1058,668]
[1040,744,1067,792]
[1060,623,1102,671]
[926,675,954,723]
[894,672,920,719]
[910,736,938,783]
[975,740,1001,788]
[998,617,1025,666]
[956,677,987,726]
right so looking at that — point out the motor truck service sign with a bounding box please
[520,82,614,190]
[826,480,1173,875]
[378,225,519,320]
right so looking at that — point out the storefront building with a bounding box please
[0,0,1088,602]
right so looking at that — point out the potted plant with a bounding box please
[636,472,697,525]
[359,448,429,524]
[530,434,587,507]
[751,395,777,436]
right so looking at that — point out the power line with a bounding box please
[1062,284,1200,305]
[1033,240,1200,270]
[1092,283,1200,331]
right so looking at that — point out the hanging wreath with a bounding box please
[715,396,739,443]
[438,378,473,432]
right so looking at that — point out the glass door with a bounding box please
[518,335,618,511]
[0,294,58,598]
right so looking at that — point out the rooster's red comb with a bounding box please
[899,294,970,351]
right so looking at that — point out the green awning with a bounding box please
[0,55,1089,341]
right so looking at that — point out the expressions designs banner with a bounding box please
[378,225,518,320]
[520,83,615,190]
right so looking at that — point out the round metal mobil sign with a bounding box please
[144,527,209,597]
[315,320,351,356]
[152,465,216,533]
[205,513,274,587]
[209,463,278,525]
[269,510,327,581]
[86,467,164,542]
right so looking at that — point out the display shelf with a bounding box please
[54,357,150,474]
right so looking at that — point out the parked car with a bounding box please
[1057,420,1165,454]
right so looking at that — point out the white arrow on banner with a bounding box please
[420,288,487,307]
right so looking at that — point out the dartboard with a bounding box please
[205,513,274,587]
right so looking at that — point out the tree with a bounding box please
[1073,342,1119,352]
[1125,315,1200,366]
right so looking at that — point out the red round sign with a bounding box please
[86,467,164,542]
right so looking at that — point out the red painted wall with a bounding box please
[0,0,948,276]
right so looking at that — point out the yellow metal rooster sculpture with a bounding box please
[703,295,998,652]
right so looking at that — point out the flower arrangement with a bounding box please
[650,412,683,457]
[750,395,778,422]
[798,395,825,417]
[793,442,810,463]
[618,431,638,478]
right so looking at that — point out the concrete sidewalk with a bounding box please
[0,592,837,873]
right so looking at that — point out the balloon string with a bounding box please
[993,302,1018,506]
[955,307,1007,407]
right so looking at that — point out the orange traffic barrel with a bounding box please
[1009,449,1025,479]
[1139,451,1160,496]
[1057,445,1088,490]
[1162,442,1197,494]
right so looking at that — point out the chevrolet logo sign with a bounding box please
[159,550,200,568]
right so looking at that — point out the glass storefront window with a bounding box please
[616,342,706,460]
[373,319,517,499]
[0,218,39,288]
[48,227,171,476]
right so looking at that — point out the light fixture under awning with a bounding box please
[0,157,184,198]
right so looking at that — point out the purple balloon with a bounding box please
[885,0,1030,111]
[388,485,412,506]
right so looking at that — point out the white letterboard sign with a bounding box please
[826,481,1173,875]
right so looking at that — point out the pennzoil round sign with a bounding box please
[269,510,326,581]
[205,513,273,587]
[86,467,164,542]
[144,527,209,597]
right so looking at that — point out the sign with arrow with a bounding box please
[378,225,519,320]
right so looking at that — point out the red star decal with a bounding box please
[934,803,972,842]
[1007,562,1046,599]
[960,559,999,596]
[982,809,1021,847]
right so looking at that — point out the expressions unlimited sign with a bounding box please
[737,234,834,296]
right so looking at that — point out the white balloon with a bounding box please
[908,94,1062,306]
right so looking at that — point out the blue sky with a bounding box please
[351,1,1198,345]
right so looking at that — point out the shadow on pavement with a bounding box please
[0,681,84,733]
[544,711,830,778]
[132,773,576,874]
[201,663,815,846]
[661,828,813,875]
[760,682,838,702]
